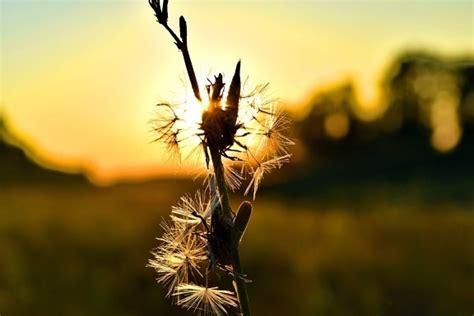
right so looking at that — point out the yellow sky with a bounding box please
[1,0,472,183]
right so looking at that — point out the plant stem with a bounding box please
[160,21,201,101]
[210,150,232,219]
[210,149,251,316]
[232,250,251,316]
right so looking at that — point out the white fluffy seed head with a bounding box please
[173,283,239,316]
[152,81,292,199]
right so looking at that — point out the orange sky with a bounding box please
[1,0,472,184]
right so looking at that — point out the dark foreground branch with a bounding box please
[149,0,202,101]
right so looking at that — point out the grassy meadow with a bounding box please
[1,179,473,316]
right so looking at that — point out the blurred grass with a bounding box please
[1,181,473,316]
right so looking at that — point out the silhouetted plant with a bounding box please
[146,1,292,315]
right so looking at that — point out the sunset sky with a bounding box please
[1,0,472,183]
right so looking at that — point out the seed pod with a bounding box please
[179,16,187,42]
[233,201,252,246]
[226,61,241,127]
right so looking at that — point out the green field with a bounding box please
[1,180,473,316]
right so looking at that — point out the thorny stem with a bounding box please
[209,148,251,316]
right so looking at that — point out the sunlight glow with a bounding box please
[324,112,350,140]
[181,95,207,128]
[1,0,471,182]
[430,91,462,152]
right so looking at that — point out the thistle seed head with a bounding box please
[173,283,239,316]
[152,62,293,198]
[149,224,207,297]
[149,190,242,313]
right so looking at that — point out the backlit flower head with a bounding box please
[148,222,207,297]
[170,190,213,226]
[149,190,240,310]
[148,1,290,314]
[153,63,293,198]
[173,283,239,316]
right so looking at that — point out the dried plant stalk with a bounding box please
[147,1,292,315]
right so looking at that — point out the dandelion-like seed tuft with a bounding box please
[147,1,292,315]
[148,220,207,297]
[153,67,293,198]
[174,283,239,316]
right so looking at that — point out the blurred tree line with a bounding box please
[293,52,474,170]
[0,117,86,184]
[266,52,474,199]
[1,51,473,195]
